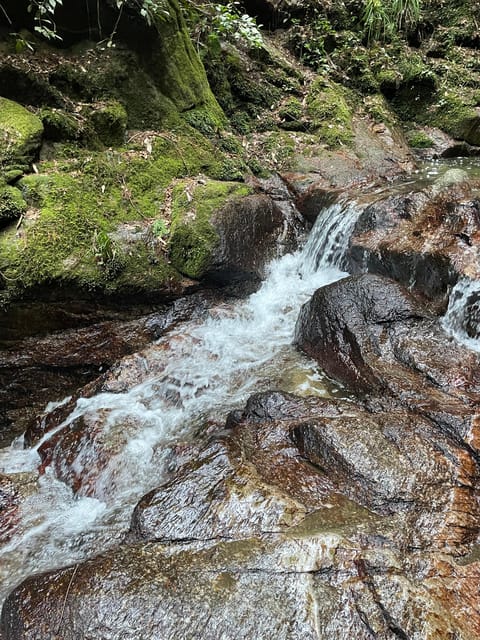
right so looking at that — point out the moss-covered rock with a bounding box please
[0,185,27,227]
[88,101,128,147]
[407,130,434,149]
[0,98,43,176]
[39,108,80,142]
[169,180,252,279]
[0,126,248,303]
[428,91,480,144]
[306,79,353,147]
[278,96,305,131]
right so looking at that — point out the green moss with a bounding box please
[40,108,80,142]
[169,180,252,279]
[259,132,297,170]
[4,169,24,184]
[278,97,305,131]
[0,122,248,301]
[376,68,399,95]
[88,101,128,147]
[0,185,27,225]
[407,130,434,148]
[0,98,43,174]
[363,94,396,126]
[306,80,354,147]
[427,91,480,143]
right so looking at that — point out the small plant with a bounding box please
[27,0,63,41]
[288,10,335,69]
[152,218,169,239]
[188,1,263,51]
[362,0,422,43]
[208,2,263,49]
[92,229,123,278]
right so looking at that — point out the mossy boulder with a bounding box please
[88,101,128,147]
[0,185,27,227]
[0,128,247,304]
[169,179,293,284]
[306,80,353,147]
[428,91,480,145]
[169,180,252,280]
[0,98,43,176]
[39,108,80,142]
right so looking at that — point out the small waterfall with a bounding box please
[0,199,362,602]
[442,278,480,352]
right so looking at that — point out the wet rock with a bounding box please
[286,116,415,221]
[349,181,480,299]
[295,274,480,445]
[0,472,37,546]
[0,475,19,545]
[4,389,480,639]
[406,126,480,160]
[294,274,429,393]
[0,537,375,640]
[16,293,217,447]
[169,180,300,285]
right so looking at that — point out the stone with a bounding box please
[349,181,480,299]
[294,273,429,393]
[0,98,43,174]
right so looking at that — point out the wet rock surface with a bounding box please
[349,178,480,299]
[3,385,480,638]
[3,195,480,638]
[0,292,219,446]
[286,116,415,221]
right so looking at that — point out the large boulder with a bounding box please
[0,98,43,177]
[295,273,429,393]
[348,176,480,300]
[3,389,480,639]
[169,179,299,284]
[295,274,480,442]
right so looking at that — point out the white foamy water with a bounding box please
[442,278,480,352]
[0,200,361,602]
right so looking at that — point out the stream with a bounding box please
[0,159,479,612]
[0,199,361,604]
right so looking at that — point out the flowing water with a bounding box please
[442,277,480,353]
[0,200,361,603]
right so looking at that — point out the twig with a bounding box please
[0,3,12,24]
[15,214,24,230]
[56,564,79,634]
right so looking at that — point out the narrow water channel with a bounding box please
[0,199,362,603]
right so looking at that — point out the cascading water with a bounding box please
[0,200,362,603]
[442,277,480,353]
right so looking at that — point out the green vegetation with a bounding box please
[0,98,43,176]
[169,179,252,279]
[407,130,434,148]
[0,129,247,299]
[362,0,421,43]
[0,185,27,225]
[306,80,354,147]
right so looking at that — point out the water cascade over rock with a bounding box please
[1,172,480,638]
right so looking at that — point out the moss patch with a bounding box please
[0,185,27,226]
[306,79,354,147]
[407,130,434,148]
[0,98,43,175]
[40,108,80,142]
[88,101,128,147]
[169,179,252,279]
[0,127,247,300]
[427,91,480,144]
